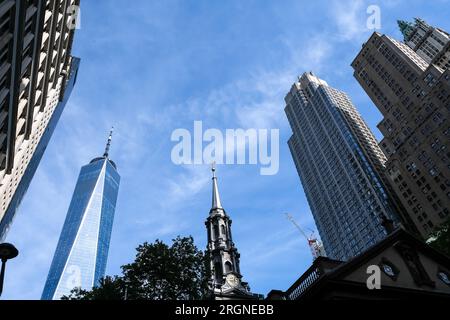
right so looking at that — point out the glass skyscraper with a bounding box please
[41,132,120,300]
[285,72,399,261]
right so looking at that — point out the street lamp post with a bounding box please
[0,243,19,297]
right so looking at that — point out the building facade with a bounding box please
[285,72,399,261]
[267,228,450,301]
[0,0,80,240]
[351,18,450,238]
[41,132,120,300]
[398,18,450,68]
[205,166,255,300]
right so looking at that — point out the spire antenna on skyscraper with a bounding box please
[103,127,114,158]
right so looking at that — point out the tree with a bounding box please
[62,236,211,300]
[61,276,124,300]
[428,219,450,258]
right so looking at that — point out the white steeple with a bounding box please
[211,162,223,210]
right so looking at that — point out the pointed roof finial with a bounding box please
[212,161,217,177]
[397,19,416,41]
[211,162,223,210]
[103,127,114,158]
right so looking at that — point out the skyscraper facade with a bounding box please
[205,166,254,300]
[351,18,449,238]
[0,0,80,240]
[398,18,450,68]
[41,131,120,300]
[285,72,399,261]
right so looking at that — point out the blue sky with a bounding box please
[2,0,449,300]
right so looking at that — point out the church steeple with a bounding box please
[205,165,255,300]
[211,163,223,210]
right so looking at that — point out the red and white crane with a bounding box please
[285,213,326,260]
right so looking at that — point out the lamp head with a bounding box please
[0,243,19,262]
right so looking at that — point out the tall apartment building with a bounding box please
[351,18,450,238]
[285,72,399,261]
[398,18,450,68]
[0,0,80,240]
[42,131,120,300]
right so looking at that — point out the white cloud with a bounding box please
[166,165,211,207]
[330,0,369,41]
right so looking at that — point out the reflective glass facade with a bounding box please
[285,73,398,261]
[41,157,120,300]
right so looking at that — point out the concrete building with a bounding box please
[398,18,450,69]
[41,130,120,300]
[285,72,400,261]
[351,19,450,239]
[0,0,80,240]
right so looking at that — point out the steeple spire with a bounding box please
[103,127,114,158]
[205,164,254,299]
[211,162,223,210]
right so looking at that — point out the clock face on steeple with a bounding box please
[226,274,240,288]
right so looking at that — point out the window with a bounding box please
[214,262,223,281]
[438,271,450,286]
[213,225,219,240]
[221,225,226,237]
[225,261,233,274]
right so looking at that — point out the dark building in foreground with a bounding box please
[42,131,120,300]
[0,0,80,240]
[267,228,450,300]
[352,18,450,239]
[285,72,400,261]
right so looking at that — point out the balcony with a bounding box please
[0,62,11,80]
[0,0,14,17]
[285,257,343,300]
[0,33,12,52]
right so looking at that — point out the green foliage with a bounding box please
[61,276,124,300]
[428,219,450,258]
[62,236,210,300]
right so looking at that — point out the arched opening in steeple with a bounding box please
[225,261,233,274]
[214,261,223,281]
[213,224,220,240]
[221,225,226,237]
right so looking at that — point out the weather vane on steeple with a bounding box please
[103,127,114,158]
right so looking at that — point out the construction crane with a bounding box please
[285,213,326,260]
